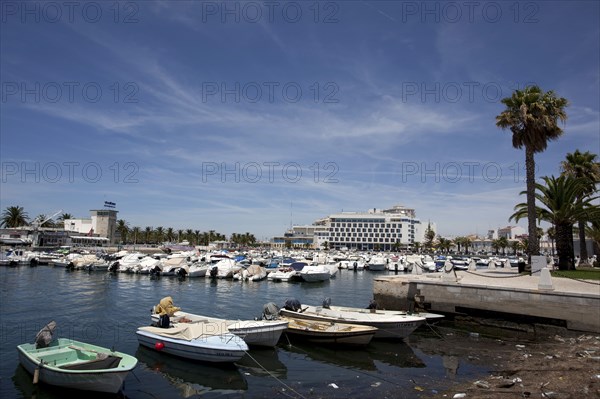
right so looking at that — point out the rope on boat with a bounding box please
[243,350,307,399]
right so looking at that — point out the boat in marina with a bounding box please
[208,258,242,279]
[366,255,387,271]
[151,310,289,347]
[325,304,445,323]
[232,264,267,281]
[17,337,138,393]
[280,316,377,346]
[298,264,331,282]
[267,262,306,282]
[136,322,248,362]
[279,301,425,339]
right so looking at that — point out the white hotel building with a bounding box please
[273,205,434,251]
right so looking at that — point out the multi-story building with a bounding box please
[273,205,433,251]
[64,209,119,245]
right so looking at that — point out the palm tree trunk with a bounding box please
[556,222,575,271]
[525,147,539,272]
[578,219,588,264]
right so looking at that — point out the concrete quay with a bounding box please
[373,268,600,333]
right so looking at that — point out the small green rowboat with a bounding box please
[17,338,138,393]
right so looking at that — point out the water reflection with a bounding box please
[236,347,287,378]
[279,339,425,372]
[135,346,247,397]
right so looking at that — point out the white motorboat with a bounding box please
[110,252,146,273]
[298,265,331,282]
[151,311,289,348]
[268,262,305,282]
[136,322,248,363]
[208,258,242,279]
[279,302,425,339]
[325,304,445,323]
[175,262,209,278]
[233,264,267,281]
[366,255,387,271]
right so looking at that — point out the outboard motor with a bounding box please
[150,265,161,277]
[67,262,75,271]
[30,258,39,267]
[283,298,301,312]
[108,261,119,272]
[176,268,187,278]
[353,261,358,271]
[209,266,218,278]
[367,300,378,310]
[322,297,331,309]
[261,302,280,320]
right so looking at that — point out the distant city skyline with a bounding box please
[2,2,598,239]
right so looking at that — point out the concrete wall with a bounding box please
[373,278,600,333]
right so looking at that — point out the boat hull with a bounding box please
[282,318,376,346]
[17,339,137,394]
[280,306,425,339]
[136,329,247,363]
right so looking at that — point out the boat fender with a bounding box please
[154,342,165,351]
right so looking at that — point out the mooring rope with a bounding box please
[243,350,307,399]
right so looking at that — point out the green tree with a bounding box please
[57,213,73,222]
[497,237,509,255]
[144,226,153,244]
[424,223,435,251]
[1,206,29,228]
[437,237,452,254]
[510,175,599,270]
[561,150,600,263]
[166,227,175,243]
[496,86,568,262]
[413,242,421,254]
[130,226,141,245]
[116,219,129,244]
[154,226,165,244]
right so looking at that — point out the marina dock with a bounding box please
[373,268,600,333]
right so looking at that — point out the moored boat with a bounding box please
[17,337,137,393]
[280,316,377,346]
[279,301,425,339]
[136,322,248,363]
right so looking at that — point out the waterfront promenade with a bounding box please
[373,267,600,333]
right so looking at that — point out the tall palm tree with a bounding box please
[496,86,568,264]
[1,206,29,227]
[510,175,599,270]
[561,150,600,263]
[130,226,141,245]
[165,227,175,243]
[154,226,165,244]
[497,236,509,255]
[116,219,129,244]
[144,226,153,244]
[57,213,73,222]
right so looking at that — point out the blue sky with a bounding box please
[1,1,599,241]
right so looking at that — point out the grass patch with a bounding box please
[551,268,600,280]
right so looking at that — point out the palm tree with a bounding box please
[510,240,521,255]
[496,86,568,263]
[491,239,501,255]
[144,226,153,244]
[131,226,141,245]
[116,219,129,244]
[561,150,600,264]
[1,206,29,227]
[165,227,175,243]
[154,226,165,244]
[437,237,452,254]
[547,226,556,256]
[57,213,72,222]
[497,236,509,255]
[510,175,599,270]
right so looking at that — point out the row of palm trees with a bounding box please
[115,220,257,247]
[0,207,72,228]
[497,86,599,270]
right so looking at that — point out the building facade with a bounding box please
[64,209,119,245]
[273,205,433,251]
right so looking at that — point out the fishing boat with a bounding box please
[325,304,445,323]
[280,316,377,346]
[136,322,248,363]
[279,301,425,339]
[151,311,289,347]
[17,338,138,393]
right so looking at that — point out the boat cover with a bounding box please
[139,321,229,340]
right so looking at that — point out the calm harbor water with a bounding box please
[1,266,500,398]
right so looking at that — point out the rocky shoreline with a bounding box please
[434,334,600,398]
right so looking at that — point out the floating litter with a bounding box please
[328,383,339,389]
